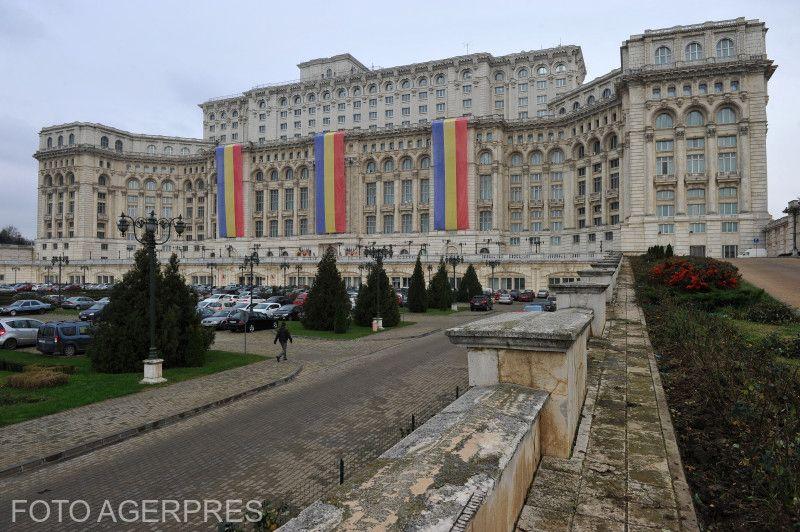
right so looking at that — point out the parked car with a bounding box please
[293,292,309,307]
[522,303,546,313]
[36,321,93,356]
[197,307,216,319]
[266,295,292,306]
[517,291,535,303]
[509,290,520,301]
[536,290,550,299]
[271,304,303,321]
[523,298,557,312]
[470,294,494,311]
[252,302,282,317]
[0,299,53,316]
[225,311,276,333]
[497,293,514,305]
[201,309,239,330]
[0,318,45,349]
[61,296,95,310]
[395,291,405,307]
[79,301,109,322]
[13,283,33,292]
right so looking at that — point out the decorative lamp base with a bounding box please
[372,317,384,331]
[141,358,167,384]
[451,303,459,311]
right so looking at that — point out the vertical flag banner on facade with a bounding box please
[432,117,469,231]
[215,144,245,238]
[314,131,347,234]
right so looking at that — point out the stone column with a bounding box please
[446,309,593,458]
[552,282,609,337]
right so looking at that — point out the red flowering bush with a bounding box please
[649,257,740,292]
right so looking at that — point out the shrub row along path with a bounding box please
[0,311,486,530]
[727,257,800,309]
[518,259,699,531]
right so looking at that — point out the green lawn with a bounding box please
[284,319,413,340]
[0,349,263,426]
[400,307,460,316]
[724,318,800,342]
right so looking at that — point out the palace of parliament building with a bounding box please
[9,17,775,288]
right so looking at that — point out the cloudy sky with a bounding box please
[1,0,797,237]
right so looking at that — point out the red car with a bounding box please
[517,291,535,303]
[293,292,308,307]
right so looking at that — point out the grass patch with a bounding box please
[284,319,413,340]
[0,349,262,426]
[400,307,460,316]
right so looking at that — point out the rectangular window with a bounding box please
[366,215,376,234]
[401,213,412,233]
[687,203,706,216]
[722,221,738,233]
[720,202,739,215]
[689,222,706,233]
[656,140,674,152]
[536,95,547,104]
[383,214,394,234]
[366,182,376,205]
[536,80,547,90]
[531,221,542,232]
[436,89,445,98]
[255,190,264,212]
[593,176,602,193]
[420,179,429,204]
[479,210,492,231]
[269,189,279,211]
[419,212,429,233]
[658,223,675,234]
[299,218,308,235]
[510,187,522,202]
[494,100,504,109]
[383,181,394,205]
[656,204,675,218]
[718,135,737,148]
[418,105,427,114]
[722,245,738,258]
[462,99,472,108]
[254,220,264,237]
[284,219,293,237]
[686,154,705,173]
[518,97,528,106]
[300,187,308,209]
[418,91,427,100]
[550,184,563,200]
[530,185,541,200]
[686,137,705,149]
[402,107,410,116]
[435,103,445,112]
[656,156,674,176]
[519,83,528,92]
[551,236,561,245]
[479,175,493,200]
[555,78,566,87]
[402,180,412,203]
[284,188,294,210]
[578,181,586,195]
[718,152,737,173]
[269,220,278,237]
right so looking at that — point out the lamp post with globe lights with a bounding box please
[364,243,393,330]
[117,209,185,383]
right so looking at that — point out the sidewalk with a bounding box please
[517,259,699,531]
[0,358,302,477]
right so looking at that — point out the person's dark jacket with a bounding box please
[274,327,293,344]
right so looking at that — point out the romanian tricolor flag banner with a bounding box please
[215,144,245,238]
[432,117,469,231]
[314,131,347,234]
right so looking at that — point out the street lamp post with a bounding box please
[241,250,260,354]
[295,264,302,287]
[484,259,500,292]
[117,209,185,384]
[785,199,800,257]
[445,254,463,309]
[280,261,290,290]
[80,265,89,290]
[207,262,216,288]
[427,264,433,283]
[364,242,393,330]
[51,254,69,307]
[11,266,20,284]
[358,263,365,287]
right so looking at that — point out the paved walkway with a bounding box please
[0,311,481,530]
[727,258,800,308]
[517,259,699,531]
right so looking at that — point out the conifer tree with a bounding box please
[354,258,400,327]
[406,254,427,313]
[302,247,351,331]
[456,264,483,302]
[427,260,453,310]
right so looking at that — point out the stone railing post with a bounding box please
[446,309,593,459]
[552,282,609,336]
[578,268,616,301]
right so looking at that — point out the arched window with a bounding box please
[686,110,705,126]
[602,88,612,99]
[285,167,294,180]
[270,169,278,181]
[418,77,428,87]
[163,181,174,192]
[326,68,332,78]
[549,149,564,164]
[47,137,52,148]
[572,102,580,111]
[258,100,266,109]
[66,172,75,185]
[279,97,287,106]
[655,113,673,129]
[98,174,108,186]
[384,81,394,91]
[510,153,522,166]
[518,67,529,78]
[164,146,173,155]
[337,88,347,98]
[56,174,63,186]
[184,180,192,191]
[494,71,505,82]
[716,38,734,58]
[366,161,376,173]
[655,46,672,65]
[232,110,238,118]
[383,159,395,172]
[479,247,490,255]
[300,167,309,180]
[462,70,472,80]
[559,107,566,115]
[255,170,264,182]
[293,95,302,105]
[592,140,601,154]
[368,84,377,94]
[307,93,316,102]
[401,157,413,170]
[115,140,123,152]
[685,42,702,61]
[419,156,430,169]
[529,151,543,165]
[716,107,736,124]
[147,145,156,155]
[100,136,109,148]
[587,95,596,105]
[209,113,215,120]
[68,133,75,146]
[479,151,493,165]
[44,175,52,186]
[577,145,586,158]
[554,64,566,73]
[57,135,63,147]
[127,179,140,190]
[400,79,411,89]
[180,147,189,155]
[145,179,157,191]
[536,65,548,75]
[221,111,227,119]
[322,91,331,100]
[435,74,446,85]
[196,179,205,190]
[352,86,362,97]
[609,134,618,149]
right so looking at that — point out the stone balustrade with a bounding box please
[578,268,616,302]
[552,282,609,336]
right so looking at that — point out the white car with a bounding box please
[252,302,282,317]
[497,293,513,305]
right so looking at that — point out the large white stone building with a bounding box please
[1,17,777,289]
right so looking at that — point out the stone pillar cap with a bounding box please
[446,308,592,351]
[552,282,609,294]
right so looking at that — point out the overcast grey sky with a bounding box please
[1,0,797,237]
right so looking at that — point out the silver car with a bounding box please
[0,318,45,349]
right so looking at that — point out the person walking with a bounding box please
[274,322,292,362]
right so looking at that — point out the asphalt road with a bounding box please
[0,313,477,530]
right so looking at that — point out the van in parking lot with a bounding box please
[37,321,93,356]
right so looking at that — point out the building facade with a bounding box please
[2,18,777,288]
